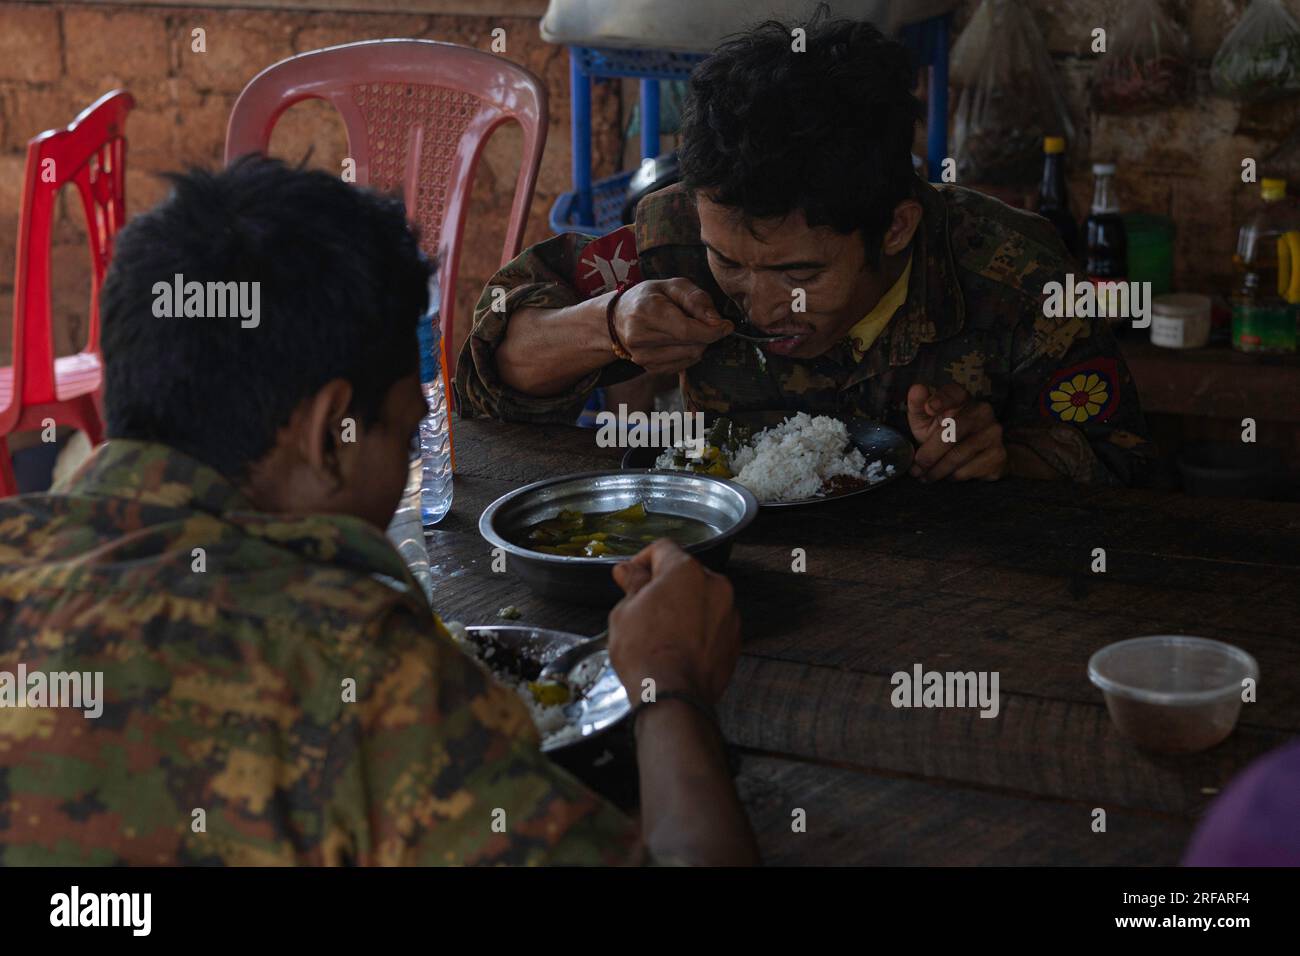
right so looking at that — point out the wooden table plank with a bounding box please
[735,754,1193,866]
[718,656,1290,817]
[437,447,1300,638]
[425,490,1296,815]
[425,476,1300,736]
[426,419,1300,861]
[717,565,1300,730]
[452,419,1300,564]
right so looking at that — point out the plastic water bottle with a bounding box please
[417,288,453,526]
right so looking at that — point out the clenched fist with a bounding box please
[608,539,741,704]
[610,278,734,374]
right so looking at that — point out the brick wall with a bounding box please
[3,0,1299,375]
[0,0,622,368]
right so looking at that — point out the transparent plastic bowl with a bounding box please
[1088,636,1258,754]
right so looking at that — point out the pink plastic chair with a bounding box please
[224,39,548,382]
[1,89,134,497]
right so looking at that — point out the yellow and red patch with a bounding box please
[1040,358,1119,424]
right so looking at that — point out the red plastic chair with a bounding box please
[224,39,548,382]
[1,89,134,497]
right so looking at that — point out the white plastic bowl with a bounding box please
[1088,636,1258,754]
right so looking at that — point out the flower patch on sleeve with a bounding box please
[1040,358,1119,424]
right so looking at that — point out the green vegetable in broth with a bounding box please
[606,501,647,523]
[659,417,753,479]
[519,500,714,556]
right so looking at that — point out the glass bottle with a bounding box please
[1085,162,1129,336]
[1232,177,1300,354]
[1038,136,1079,259]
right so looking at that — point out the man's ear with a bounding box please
[295,378,355,483]
[882,199,923,257]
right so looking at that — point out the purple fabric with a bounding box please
[1184,738,1300,866]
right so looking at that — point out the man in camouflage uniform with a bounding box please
[0,158,756,866]
[0,444,640,865]
[457,17,1160,487]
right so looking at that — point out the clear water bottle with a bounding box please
[417,284,453,525]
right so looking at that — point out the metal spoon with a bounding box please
[536,629,609,683]
[719,294,786,342]
[730,325,787,343]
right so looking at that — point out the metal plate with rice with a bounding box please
[455,625,630,752]
[622,413,913,508]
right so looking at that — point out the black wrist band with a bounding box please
[632,689,719,730]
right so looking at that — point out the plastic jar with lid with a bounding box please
[1151,293,1212,349]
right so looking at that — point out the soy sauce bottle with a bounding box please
[1085,162,1129,336]
[1038,137,1079,259]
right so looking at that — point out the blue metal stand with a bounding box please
[568,51,594,227]
[901,13,952,185]
[551,46,705,234]
[640,77,661,161]
[551,14,953,236]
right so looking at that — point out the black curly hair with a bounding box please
[101,155,431,480]
[679,11,923,265]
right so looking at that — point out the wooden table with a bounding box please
[404,418,1300,866]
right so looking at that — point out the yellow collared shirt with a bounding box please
[845,253,912,363]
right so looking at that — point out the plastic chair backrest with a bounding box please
[4,89,134,431]
[224,39,548,375]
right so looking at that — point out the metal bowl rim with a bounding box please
[478,469,760,564]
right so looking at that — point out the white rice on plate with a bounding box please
[656,412,894,503]
[730,413,868,501]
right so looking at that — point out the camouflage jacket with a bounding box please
[456,181,1161,485]
[0,441,641,866]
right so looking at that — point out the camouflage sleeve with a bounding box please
[1003,287,1164,487]
[454,230,642,424]
[326,608,645,866]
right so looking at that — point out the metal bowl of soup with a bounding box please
[479,470,759,606]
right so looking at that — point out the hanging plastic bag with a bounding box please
[1093,0,1191,112]
[1212,0,1300,100]
[951,0,1075,185]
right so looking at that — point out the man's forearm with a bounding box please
[634,698,760,866]
[496,295,616,397]
[1002,422,1115,482]
[1004,441,1067,480]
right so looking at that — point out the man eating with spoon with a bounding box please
[456,14,1160,486]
